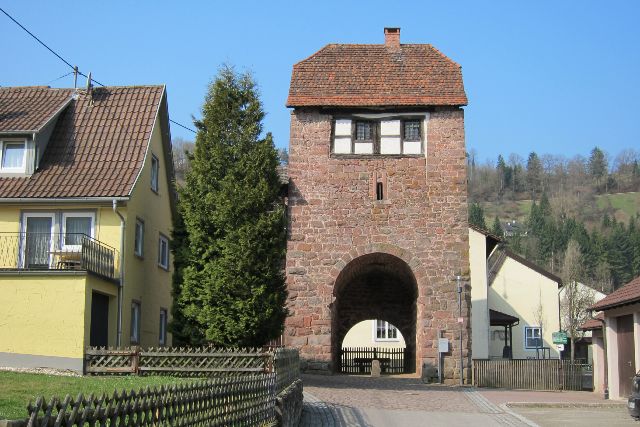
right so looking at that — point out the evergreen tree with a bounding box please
[469,203,487,229]
[491,216,504,237]
[588,146,608,190]
[496,155,507,195]
[526,152,544,197]
[175,66,287,346]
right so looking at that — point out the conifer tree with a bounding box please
[491,216,504,237]
[469,203,487,229]
[174,66,287,346]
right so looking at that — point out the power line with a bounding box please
[2,6,195,135]
[0,6,103,87]
[170,119,197,134]
[46,71,73,85]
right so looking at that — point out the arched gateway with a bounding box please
[332,253,417,374]
[283,28,470,383]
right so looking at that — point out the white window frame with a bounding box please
[0,139,27,172]
[159,308,168,346]
[524,326,542,349]
[134,218,145,257]
[151,154,159,193]
[131,300,141,344]
[158,234,169,270]
[20,212,56,268]
[373,319,400,342]
[61,212,95,251]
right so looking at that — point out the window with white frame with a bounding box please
[151,154,159,192]
[131,301,141,344]
[0,140,26,172]
[159,308,168,346]
[62,212,94,249]
[524,326,542,349]
[374,320,398,341]
[134,219,144,257]
[158,234,169,270]
[332,117,425,156]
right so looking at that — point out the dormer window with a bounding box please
[0,140,26,172]
[332,116,426,156]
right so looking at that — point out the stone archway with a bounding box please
[331,252,418,373]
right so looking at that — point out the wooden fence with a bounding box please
[23,375,276,427]
[340,347,406,374]
[85,346,271,376]
[473,359,593,391]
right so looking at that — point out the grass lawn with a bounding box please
[0,372,191,420]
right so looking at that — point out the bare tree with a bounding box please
[172,137,195,185]
[560,240,596,361]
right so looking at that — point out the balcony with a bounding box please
[0,232,120,281]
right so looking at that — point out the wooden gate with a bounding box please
[340,347,406,374]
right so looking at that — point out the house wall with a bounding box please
[0,274,88,371]
[488,256,560,359]
[591,329,605,394]
[122,118,173,348]
[603,303,640,399]
[342,320,407,348]
[469,228,489,359]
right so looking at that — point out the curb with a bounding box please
[506,401,626,409]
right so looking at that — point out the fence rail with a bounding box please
[23,375,277,427]
[0,232,118,280]
[85,346,273,376]
[340,347,406,374]
[473,359,593,391]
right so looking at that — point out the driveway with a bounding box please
[299,374,631,427]
[299,374,530,426]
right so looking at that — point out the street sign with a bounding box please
[552,331,568,344]
[556,344,565,352]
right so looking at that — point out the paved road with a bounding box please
[299,374,529,426]
[299,374,632,427]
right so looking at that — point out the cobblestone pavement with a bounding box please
[299,374,532,426]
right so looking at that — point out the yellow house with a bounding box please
[470,226,562,360]
[0,85,175,371]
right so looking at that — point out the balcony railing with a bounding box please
[0,232,119,281]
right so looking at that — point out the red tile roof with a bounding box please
[0,85,165,198]
[0,87,73,132]
[580,313,604,331]
[591,275,640,311]
[287,44,468,108]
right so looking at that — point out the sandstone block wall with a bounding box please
[285,108,470,382]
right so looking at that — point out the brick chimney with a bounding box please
[384,27,400,48]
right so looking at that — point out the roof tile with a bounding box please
[0,85,164,198]
[591,275,640,311]
[287,44,467,107]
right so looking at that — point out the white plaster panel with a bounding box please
[334,119,352,136]
[403,140,422,154]
[333,137,351,154]
[354,142,373,155]
[380,120,400,136]
[380,137,401,154]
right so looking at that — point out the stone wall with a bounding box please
[285,108,470,382]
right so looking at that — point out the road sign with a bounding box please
[552,331,568,344]
[556,344,565,352]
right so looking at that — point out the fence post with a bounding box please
[132,346,140,374]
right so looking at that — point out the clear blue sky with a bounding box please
[2,1,638,163]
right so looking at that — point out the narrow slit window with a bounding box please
[376,182,384,200]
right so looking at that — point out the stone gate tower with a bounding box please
[284,28,470,382]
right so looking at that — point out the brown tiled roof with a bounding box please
[591,276,640,311]
[0,86,73,132]
[580,313,604,331]
[287,44,467,107]
[0,85,165,198]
